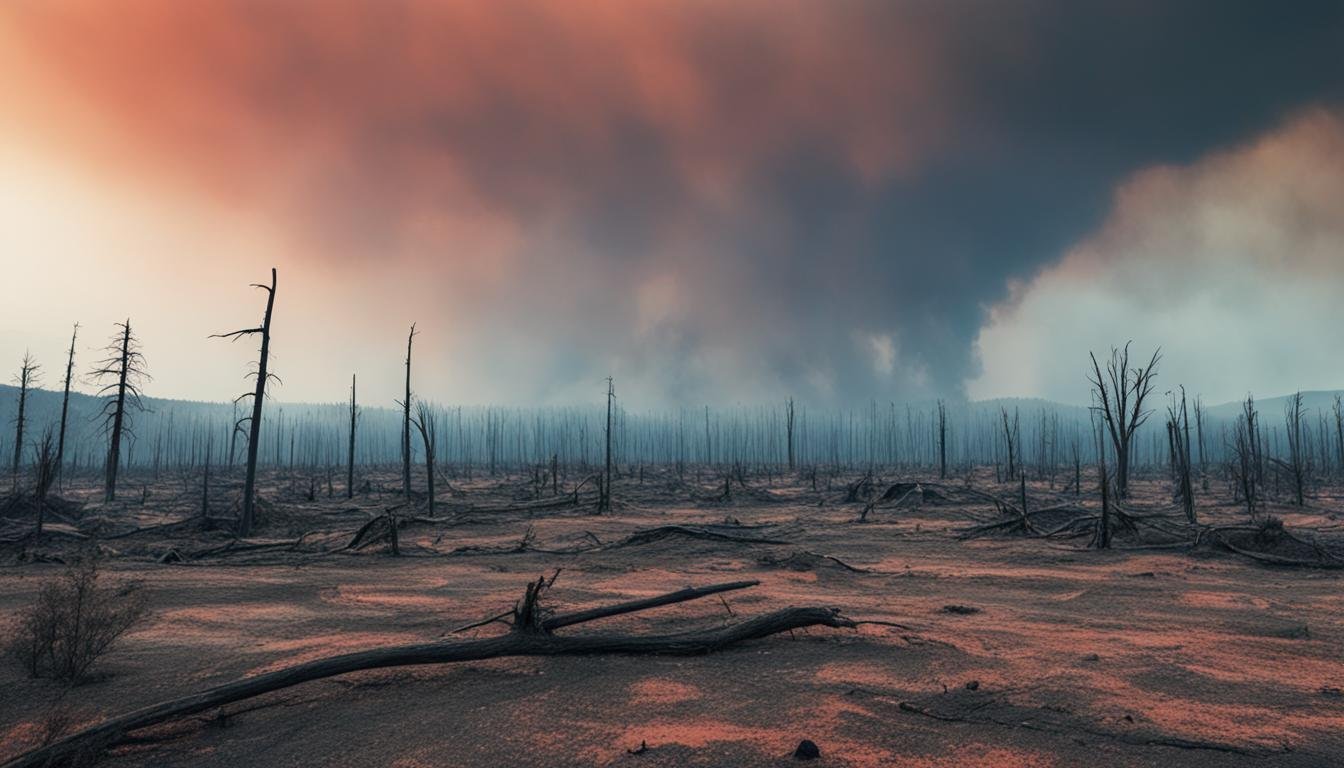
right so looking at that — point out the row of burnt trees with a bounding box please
[9,320,150,505]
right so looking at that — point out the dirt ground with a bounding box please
[2,468,1342,767]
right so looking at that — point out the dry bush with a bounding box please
[7,555,147,683]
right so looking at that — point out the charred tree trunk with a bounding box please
[213,268,276,537]
[89,322,147,503]
[10,353,40,489]
[599,377,614,512]
[786,397,795,471]
[413,401,437,516]
[401,324,417,498]
[938,399,948,479]
[55,323,77,489]
[347,374,357,499]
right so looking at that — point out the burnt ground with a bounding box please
[1,468,1343,767]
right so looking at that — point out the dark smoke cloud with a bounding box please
[3,0,1342,406]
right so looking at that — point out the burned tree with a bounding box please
[1334,394,1344,479]
[347,374,358,499]
[55,323,78,488]
[10,352,41,488]
[1000,407,1019,481]
[1088,343,1161,498]
[599,377,614,513]
[785,397,796,471]
[1228,395,1260,518]
[937,399,948,479]
[212,268,277,536]
[400,324,417,499]
[1283,391,1306,506]
[1166,387,1196,523]
[31,428,57,538]
[412,401,438,515]
[89,322,149,502]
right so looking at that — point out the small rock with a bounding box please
[942,604,980,615]
[1082,653,1101,662]
[793,739,821,760]
[965,680,980,691]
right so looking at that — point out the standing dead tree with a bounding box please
[1228,396,1260,518]
[412,401,438,516]
[212,268,277,536]
[1283,391,1306,506]
[937,399,948,479]
[55,323,78,489]
[1088,343,1161,498]
[30,429,57,538]
[10,353,40,489]
[400,324,417,499]
[599,377,614,513]
[1193,395,1208,491]
[1333,395,1344,480]
[347,374,358,499]
[1095,425,1112,548]
[89,322,149,502]
[785,397,796,472]
[1166,387,1196,523]
[1000,407,1019,481]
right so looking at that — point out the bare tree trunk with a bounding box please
[347,374,357,499]
[600,377,614,512]
[55,323,78,490]
[105,324,132,501]
[402,324,417,498]
[786,397,795,471]
[10,353,40,490]
[938,399,947,479]
[413,401,436,516]
[214,268,276,537]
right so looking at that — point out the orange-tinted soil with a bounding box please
[1,470,1342,766]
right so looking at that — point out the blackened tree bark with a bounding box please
[55,323,78,489]
[10,352,40,489]
[1088,343,1161,498]
[89,322,149,502]
[347,373,358,499]
[213,268,277,536]
[401,324,417,498]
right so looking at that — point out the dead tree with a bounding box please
[937,399,948,479]
[1166,387,1196,523]
[10,352,40,489]
[599,377,614,512]
[1333,395,1344,479]
[400,324,417,498]
[212,268,277,536]
[1000,407,1019,481]
[347,374,358,499]
[1228,396,1260,518]
[55,323,78,488]
[412,401,437,516]
[89,322,149,502]
[1093,414,1112,549]
[1284,391,1306,506]
[32,428,56,538]
[1193,395,1208,491]
[1088,343,1161,498]
[785,397,796,471]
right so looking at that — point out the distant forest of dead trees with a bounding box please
[5,268,1344,526]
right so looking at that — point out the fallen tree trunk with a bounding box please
[7,592,852,768]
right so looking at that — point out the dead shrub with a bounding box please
[7,555,147,683]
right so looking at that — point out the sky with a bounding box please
[2,0,1343,409]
